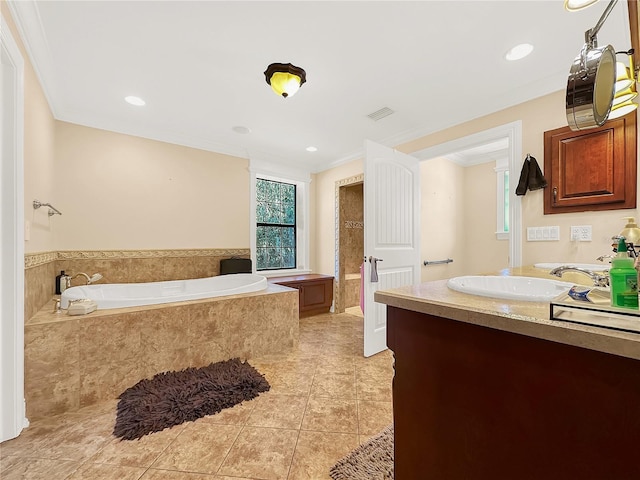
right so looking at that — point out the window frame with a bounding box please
[255,178,297,271]
[494,156,509,241]
[249,160,311,277]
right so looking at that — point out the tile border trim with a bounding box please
[25,248,251,269]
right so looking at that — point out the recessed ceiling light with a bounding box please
[232,126,251,134]
[564,0,599,11]
[505,43,534,61]
[306,146,318,152]
[124,95,145,106]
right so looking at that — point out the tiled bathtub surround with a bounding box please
[24,249,250,320]
[24,285,298,420]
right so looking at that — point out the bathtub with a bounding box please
[60,273,268,309]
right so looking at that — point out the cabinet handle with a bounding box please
[553,187,557,205]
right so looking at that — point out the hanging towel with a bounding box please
[527,155,548,191]
[515,156,530,196]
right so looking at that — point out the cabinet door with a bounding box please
[300,280,331,311]
[543,112,636,214]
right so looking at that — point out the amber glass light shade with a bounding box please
[264,63,307,98]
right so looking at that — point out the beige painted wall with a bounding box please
[317,90,640,277]
[420,157,466,281]
[53,121,250,250]
[464,161,509,274]
[3,2,57,254]
[421,158,509,282]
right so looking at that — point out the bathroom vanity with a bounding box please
[375,267,640,480]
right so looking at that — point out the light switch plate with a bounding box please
[527,226,560,242]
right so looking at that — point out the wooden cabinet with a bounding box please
[387,305,640,479]
[269,274,334,317]
[543,112,636,214]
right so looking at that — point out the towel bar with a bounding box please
[423,258,453,266]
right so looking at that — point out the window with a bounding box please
[255,178,296,270]
[249,159,311,276]
[495,158,509,240]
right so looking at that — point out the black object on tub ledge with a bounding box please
[220,257,252,275]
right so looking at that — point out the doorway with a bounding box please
[1,13,27,442]
[411,121,523,270]
[334,174,364,314]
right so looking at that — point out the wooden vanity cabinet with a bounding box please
[268,274,334,317]
[387,306,640,480]
[543,112,636,214]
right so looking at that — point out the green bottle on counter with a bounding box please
[610,237,639,309]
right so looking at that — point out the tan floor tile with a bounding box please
[315,355,356,376]
[213,477,254,480]
[267,371,314,395]
[355,361,394,379]
[141,469,216,479]
[358,400,393,436]
[151,423,240,474]
[217,426,298,480]
[4,313,399,480]
[0,456,80,480]
[89,424,184,468]
[67,462,146,479]
[34,412,114,462]
[310,373,356,399]
[288,430,359,480]
[246,393,308,429]
[1,412,113,460]
[297,341,327,356]
[301,397,358,434]
[356,372,393,402]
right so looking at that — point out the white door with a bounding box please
[363,140,420,357]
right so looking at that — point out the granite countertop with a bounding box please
[374,266,640,361]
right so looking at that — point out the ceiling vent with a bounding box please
[367,107,395,121]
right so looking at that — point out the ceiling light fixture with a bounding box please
[124,95,145,106]
[564,0,600,11]
[505,43,534,61]
[565,0,618,130]
[264,63,306,98]
[306,146,318,152]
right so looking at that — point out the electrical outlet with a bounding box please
[570,225,592,242]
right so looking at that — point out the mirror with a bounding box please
[566,43,616,130]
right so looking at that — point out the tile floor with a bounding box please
[0,308,394,480]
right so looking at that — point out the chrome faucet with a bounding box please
[67,272,103,287]
[549,266,609,287]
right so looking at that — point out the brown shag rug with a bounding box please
[113,358,269,440]
[329,424,394,480]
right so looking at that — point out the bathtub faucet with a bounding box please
[68,272,103,287]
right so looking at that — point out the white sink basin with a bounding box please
[446,275,574,302]
[534,262,609,271]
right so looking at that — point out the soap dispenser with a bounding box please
[620,217,640,247]
[55,270,66,295]
[609,237,639,309]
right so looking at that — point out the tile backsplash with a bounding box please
[24,248,250,321]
